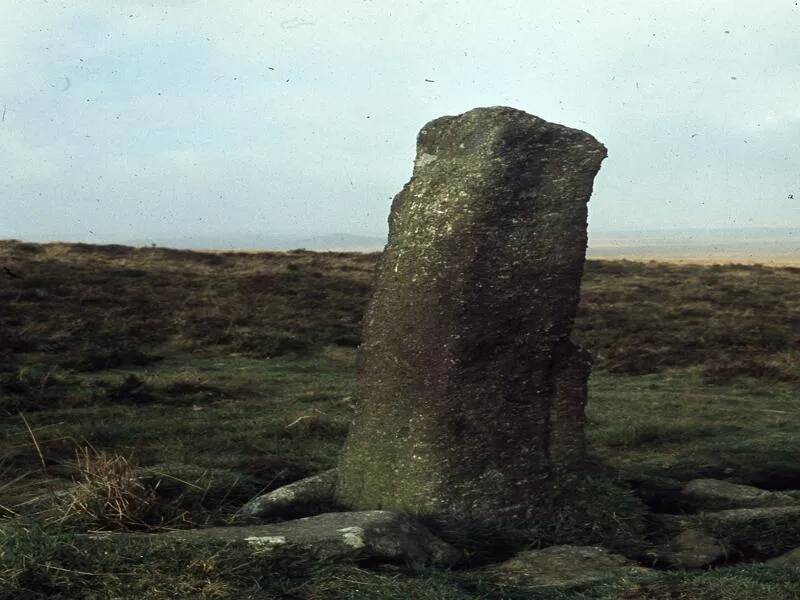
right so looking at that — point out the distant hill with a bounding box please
[5,227,798,263]
[144,227,798,264]
[130,233,387,252]
[588,227,799,264]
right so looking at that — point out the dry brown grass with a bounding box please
[48,447,157,531]
[0,241,375,397]
[3,240,800,420]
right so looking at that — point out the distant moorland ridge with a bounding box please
[6,227,797,263]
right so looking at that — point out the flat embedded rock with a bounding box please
[485,546,650,587]
[162,510,460,566]
[767,547,800,567]
[682,479,798,511]
[701,505,800,526]
[652,506,800,561]
[700,506,800,557]
[237,469,337,520]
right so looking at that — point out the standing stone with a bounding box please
[336,107,607,528]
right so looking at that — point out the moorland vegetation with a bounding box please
[1,240,800,598]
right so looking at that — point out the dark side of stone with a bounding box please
[336,107,607,528]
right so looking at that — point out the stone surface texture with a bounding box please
[162,510,460,565]
[336,107,607,526]
[682,478,798,511]
[237,469,337,521]
[485,545,649,587]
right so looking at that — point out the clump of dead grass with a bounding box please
[39,447,264,532]
[48,447,157,531]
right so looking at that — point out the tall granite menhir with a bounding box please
[336,107,607,527]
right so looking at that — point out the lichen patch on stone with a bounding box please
[337,526,366,549]
[415,152,438,169]
[245,535,288,547]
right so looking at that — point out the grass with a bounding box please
[588,372,800,487]
[576,260,800,381]
[2,240,800,597]
[4,527,800,599]
[0,349,355,527]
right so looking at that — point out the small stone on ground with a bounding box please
[767,547,800,567]
[682,478,798,511]
[238,469,337,520]
[485,545,650,587]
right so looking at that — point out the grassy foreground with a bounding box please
[1,240,800,598]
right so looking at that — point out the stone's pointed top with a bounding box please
[423,105,596,131]
[416,106,607,164]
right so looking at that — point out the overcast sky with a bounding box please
[1,0,798,245]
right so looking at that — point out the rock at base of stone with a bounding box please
[162,510,460,566]
[682,478,798,511]
[699,506,800,558]
[483,546,651,587]
[651,506,800,566]
[767,547,800,567]
[237,469,337,521]
[649,517,727,569]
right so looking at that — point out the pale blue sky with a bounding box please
[1,1,798,245]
